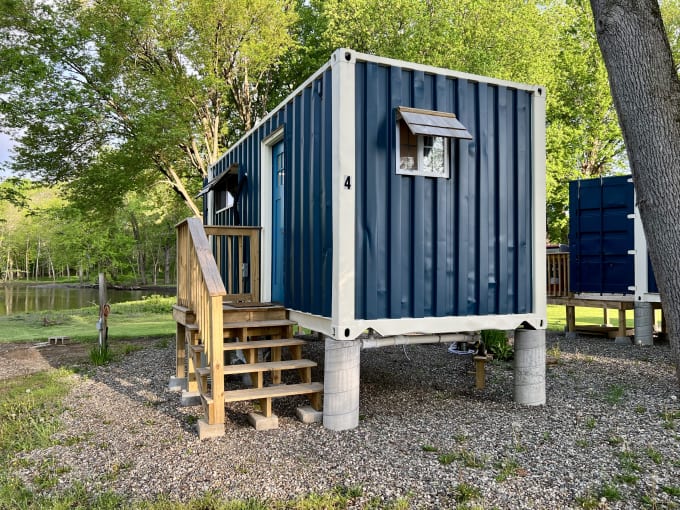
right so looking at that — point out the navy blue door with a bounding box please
[272,141,285,303]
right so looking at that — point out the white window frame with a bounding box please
[395,119,450,178]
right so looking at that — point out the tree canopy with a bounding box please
[2,0,678,258]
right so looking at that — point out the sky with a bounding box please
[0,132,14,179]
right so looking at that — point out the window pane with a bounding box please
[400,121,418,170]
[422,136,445,175]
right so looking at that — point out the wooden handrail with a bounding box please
[176,217,226,425]
[547,252,570,297]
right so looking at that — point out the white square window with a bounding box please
[396,120,449,178]
[395,106,472,179]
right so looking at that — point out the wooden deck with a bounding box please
[546,252,664,339]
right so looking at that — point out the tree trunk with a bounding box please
[590,0,680,383]
[129,213,147,285]
[164,244,171,285]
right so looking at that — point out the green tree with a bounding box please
[545,0,626,242]
[0,0,297,217]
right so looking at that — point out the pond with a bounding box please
[0,283,176,316]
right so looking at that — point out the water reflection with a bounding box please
[0,284,176,316]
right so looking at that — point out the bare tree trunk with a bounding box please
[164,244,171,285]
[590,0,680,383]
[129,213,147,285]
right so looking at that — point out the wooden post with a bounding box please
[98,273,108,350]
[209,297,225,425]
[474,356,488,389]
[566,305,576,333]
[603,307,610,326]
[617,306,627,339]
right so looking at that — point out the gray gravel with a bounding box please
[8,332,680,509]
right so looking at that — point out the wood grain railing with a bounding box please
[547,252,570,297]
[204,225,261,303]
[176,217,226,425]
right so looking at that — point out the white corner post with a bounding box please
[631,194,655,346]
[323,337,361,430]
[324,49,360,430]
[513,329,546,405]
[531,85,548,330]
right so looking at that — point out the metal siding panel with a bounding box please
[477,83,490,316]
[354,62,535,320]
[207,76,333,318]
[286,99,299,309]
[495,87,508,314]
[354,63,366,318]
[321,70,334,316]
[301,86,312,313]
[389,66,404,319]
[457,79,478,316]
[506,90,519,313]
[309,81,321,315]
[516,91,532,313]
[569,175,634,294]
[434,74,451,316]
[411,69,427,317]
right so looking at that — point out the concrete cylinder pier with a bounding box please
[323,338,361,431]
[513,329,546,406]
[634,301,654,346]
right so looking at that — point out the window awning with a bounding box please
[397,106,473,140]
[196,163,239,198]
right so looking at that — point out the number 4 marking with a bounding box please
[344,176,351,189]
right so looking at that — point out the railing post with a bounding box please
[209,296,225,425]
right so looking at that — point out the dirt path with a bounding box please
[0,338,159,380]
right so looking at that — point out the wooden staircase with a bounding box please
[173,301,323,437]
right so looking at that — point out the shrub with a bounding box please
[481,330,513,361]
[90,345,114,366]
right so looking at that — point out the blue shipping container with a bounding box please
[204,49,547,339]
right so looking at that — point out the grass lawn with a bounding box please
[0,295,176,344]
[547,304,662,332]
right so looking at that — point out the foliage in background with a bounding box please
[481,330,513,361]
[2,0,680,253]
[0,0,298,217]
[0,181,182,283]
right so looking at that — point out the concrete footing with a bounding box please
[168,376,187,392]
[196,418,225,439]
[513,329,546,406]
[634,301,654,346]
[180,391,201,406]
[323,337,361,431]
[615,336,633,345]
[247,412,279,430]
[296,405,323,424]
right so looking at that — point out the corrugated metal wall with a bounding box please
[568,175,634,294]
[210,70,334,317]
[354,62,534,320]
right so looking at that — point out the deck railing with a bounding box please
[204,225,261,303]
[547,252,570,297]
[176,217,226,425]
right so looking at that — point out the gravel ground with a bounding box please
[6,332,680,509]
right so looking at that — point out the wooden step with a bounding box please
[172,304,196,324]
[223,319,295,329]
[223,382,323,403]
[196,367,211,377]
[190,338,306,355]
[223,359,316,375]
[222,338,306,351]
